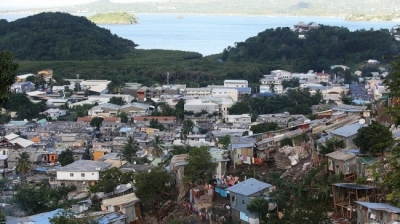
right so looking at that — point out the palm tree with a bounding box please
[152,135,165,158]
[16,152,32,181]
[121,136,139,163]
[268,83,276,93]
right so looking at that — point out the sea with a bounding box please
[1,13,399,56]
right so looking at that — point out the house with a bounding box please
[354,201,400,224]
[367,59,380,65]
[316,72,330,82]
[119,102,151,116]
[212,88,239,102]
[42,108,67,119]
[133,116,176,126]
[38,69,53,79]
[332,183,376,219]
[112,137,127,151]
[326,150,357,181]
[56,160,112,188]
[185,88,212,98]
[230,138,256,168]
[226,178,273,224]
[330,122,367,149]
[101,193,141,223]
[169,154,189,189]
[225,114,251,125]
[11,81,35,93]
[224,80,248,88]
[0,155,8,179]
[209,148,230,177]
[88,103,121,117]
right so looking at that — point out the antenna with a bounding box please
[167,72,169,86]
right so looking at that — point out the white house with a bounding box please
[367,59,380,65]
[224,80,248,88]
[42,108,67,119]
[56,160,112,188]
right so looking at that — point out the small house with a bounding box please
[101,193,141,223]
[354,201,400,224]
[326,150,357,181]
[226,178,273,224]
[332,183,376,219]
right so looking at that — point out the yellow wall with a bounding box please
[93,150,106,161]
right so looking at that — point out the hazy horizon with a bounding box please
[1,0,166,10]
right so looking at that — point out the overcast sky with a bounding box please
[1,0,165,9]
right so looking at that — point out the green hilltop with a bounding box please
[0,12,138,61]
[88,12,137,25]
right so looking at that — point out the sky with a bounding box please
[0,0,165,10]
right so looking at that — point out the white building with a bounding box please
[42,108,67,119]
[224,80,248,88]
[212,88,239,102]
[185,88,212,97]
[225,114,251,125]
[270,70,291,79]
[184,97,234,117]
[56,160,112,188]
[259,84,284,94]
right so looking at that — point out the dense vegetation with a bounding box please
[0,12,137,60]
[222,25,400,72]
[88,12,137,24]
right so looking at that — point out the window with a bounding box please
[70,173,74,177]
[242,200,245,204]
[81,173,85,177]
[92,173,94,175]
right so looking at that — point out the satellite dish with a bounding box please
[126,183,132,188]
[248,131,253,136]
[116,185,120,189]
[359,119,366,125]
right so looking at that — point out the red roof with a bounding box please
[134,116,176,121]
[77,116,120,122]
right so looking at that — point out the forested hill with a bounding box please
[221,26,400,72]
[0,12,138,61]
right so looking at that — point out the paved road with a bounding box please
[349,83,373,102]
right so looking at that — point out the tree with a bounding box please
[16,152,31,176]
[118,112,128,123]
[13,184,77,215]
[49,210,98,224]
[353,120,394,155]
[152,135,165,158]
[339,91,353,105]
[108,96,126,105]
[0,51,18,105]
[247,198,270,223]
[318,137,345,155]
[384,56,400,128]
[88,167,134,194]
[149,118,165,131]
[184,147,217,185]
[250,122,279,134]
[90,117,104,129]
[134,166,171,204]
[121,136,139,163]
[0,209,5,224]
[218,135,231,149]
[58,149,75,166]
[2,93,45,120]
[280,137,293,147]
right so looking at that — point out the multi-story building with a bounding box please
[224,80,248,88]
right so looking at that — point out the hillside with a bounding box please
[0,12,138,61]
[13,0,400,19]
[88,12,137,25]
[221,25,400,72]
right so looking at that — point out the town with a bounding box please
[0,54,396,224]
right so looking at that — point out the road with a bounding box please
[349,83,374,102]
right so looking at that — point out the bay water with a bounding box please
[1,13,399,56]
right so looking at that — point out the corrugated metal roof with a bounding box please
[326,150,356,161]
[226,178,271,196]
[355,201,400,213]
[332,183,375,190]
[331,122,367,138]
